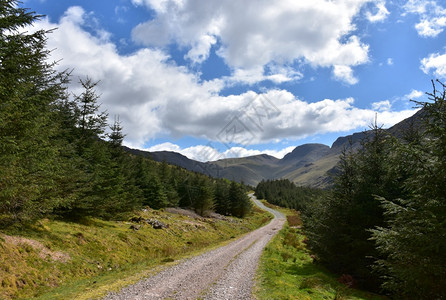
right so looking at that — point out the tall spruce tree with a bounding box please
[371,81,446,299]
[303,122,396,290]
[0,0,68,224]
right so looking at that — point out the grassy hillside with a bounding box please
[0,207,271,299]
[283,152,340,188]
[255,202,386,300]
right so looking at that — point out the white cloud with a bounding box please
[404,0,446,37]
[131,0,378,85]
[404,89,424,100]
[145,142,182,152]
[375,109,419,128]
[224,65,303,86]
[372,100,391,111]
[146,143,297,162]
[333,65,359,85]
[387,58,394,65]
[184,34,217,63]
[421,52,446,77]
[366,0,390,22]
[31,6,417,151]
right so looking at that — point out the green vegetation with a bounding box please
[255,206,385,300]
[303,121,395,291]
[255,179,327,211]
[0,3,257,298]
[301,81,446,299]
[0,206,271,299]
[0,0,252,227]
[256,83,446,299]
[369,83,446,299]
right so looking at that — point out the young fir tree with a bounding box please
[108,116,125,149]
[65,78,138,218]
[74,78,108,143]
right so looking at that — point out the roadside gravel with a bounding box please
[103,194,285,300]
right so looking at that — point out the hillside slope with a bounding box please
[0,208,270,299]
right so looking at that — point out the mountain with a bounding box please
[124,109,422,188]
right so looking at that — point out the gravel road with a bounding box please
[103,194,285,300]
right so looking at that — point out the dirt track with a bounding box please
[103,194,285,300]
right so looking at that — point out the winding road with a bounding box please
[103,193,285,300]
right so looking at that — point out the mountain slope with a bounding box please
[124,109,422,188]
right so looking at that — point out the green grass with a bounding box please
[0,207,271,300]
[255,207,386,300]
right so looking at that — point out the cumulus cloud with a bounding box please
[372,100,391,111]
[130,0,381,85]
[421,52,446,77]
[366,0,390,22]
[31,6,417,151]
[404,89,424,100]
[33,7,223,147]
[145,143,297,162]
[333,65,359,85]
[404,0,446,37]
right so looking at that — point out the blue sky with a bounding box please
[24,0,446,161]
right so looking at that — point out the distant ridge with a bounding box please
[124,109,422,188]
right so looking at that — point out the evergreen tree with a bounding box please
[229,181,252,218]
[145,175,168,209]
[371,81,446,299]
[193,179,214,216]
[108,115,125,149]
[0,0,69,224]
[75,78,108,142]
[255,179,324,211]
[303,122,396,290]
[63,78,141,218]
[214,180,231,215]
[133,156,154,203]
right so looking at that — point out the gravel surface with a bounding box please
[103,194,285,300]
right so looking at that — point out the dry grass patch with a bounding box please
[286,212,303,228]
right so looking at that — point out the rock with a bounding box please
[129,216,143,223]
[145,218,168,229]
[130,224,141,231]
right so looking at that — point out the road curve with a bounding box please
[103,193,285,300]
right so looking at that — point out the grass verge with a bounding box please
[254,205,386,300]
[0,206,271,300]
